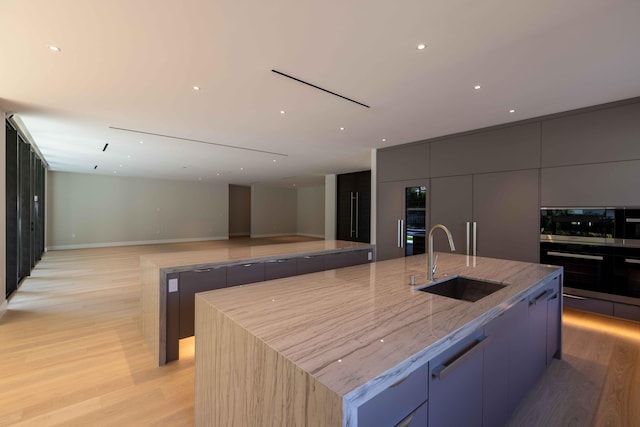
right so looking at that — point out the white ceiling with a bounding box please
[1,0,639,186]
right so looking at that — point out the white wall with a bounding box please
[324,175,336,240]
[297,186,325,238]
[47,171,229,249]
[251,184,297,237]
[228,184,251,236]
[1,110,7,317]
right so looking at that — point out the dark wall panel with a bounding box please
[5,124,19,297]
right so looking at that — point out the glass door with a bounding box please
[405,186,427,256]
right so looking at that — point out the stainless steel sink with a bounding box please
[416,276,506,302]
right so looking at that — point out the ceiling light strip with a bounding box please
[271,69,370,109]
[108,127,288,157]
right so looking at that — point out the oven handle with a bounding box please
[626,218,640,223]
[547,251,603,261]
[625,258,640,265]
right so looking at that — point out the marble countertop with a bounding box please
[196,252,562,403]
[140,240,373,272]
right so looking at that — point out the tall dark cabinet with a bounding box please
[337,171,371,243]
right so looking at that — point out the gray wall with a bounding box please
[250,184,297,237]
[228,184,251,236]
[47,171,229,249]
[297,186,325,238]
[1,110,6,315]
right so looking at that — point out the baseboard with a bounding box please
[250,233,296,238]
[297,233,325,239]
[48,236,229,250]
[0,300,7,320]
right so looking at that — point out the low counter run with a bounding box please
[194,252,563,426]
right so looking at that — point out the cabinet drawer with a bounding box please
[563,294,613,316]
[264,258,297,280]
[613,302,640,322]
[356,363,428,427]
[178,267,227,338]
[296,254,326,275]
[227,262,265,287]
[396,400,428,427]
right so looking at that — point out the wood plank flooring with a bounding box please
[1,238,639,426]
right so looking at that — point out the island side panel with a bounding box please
[141,258,161,365]
[194,296,343,427]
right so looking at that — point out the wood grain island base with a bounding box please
[194,252,563,427]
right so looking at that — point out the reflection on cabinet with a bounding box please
[428,332,485,427]
[377,180,429,261]
[337,171,371,243]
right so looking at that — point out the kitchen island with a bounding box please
[194,252,563,426]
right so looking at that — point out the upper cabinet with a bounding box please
[541,102,640,168]
[377,142,430,182]
[430,123,541,177]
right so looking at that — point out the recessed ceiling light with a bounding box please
[240,167,244,171]
[509,109,516,113]
[216,173,220,176]
[48,45,61,52]
[339,127,345,131]
[193,86,200,91]
[127,155,131,158]
[139,141,144,144]
[474,85,481,90]
[119,164,123,168]
[113,171,117,174]
[280,110,286,114]
[417,43,426,50]
[293,184,296,187]
[273,159,277,163]
[382,138,386,142]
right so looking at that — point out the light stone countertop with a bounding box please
[196,252,562,408]
[140,240,373,272]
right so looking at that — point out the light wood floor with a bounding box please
[1,239,639,426]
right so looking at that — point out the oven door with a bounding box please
[541,243,612,294]
[613,248,640,299]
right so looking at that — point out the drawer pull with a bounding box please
[625,258,640,265]
[626,218,640,223]
[395,408,418,427]
[547,251,603,261]
[548,292,559,301]
[388,375,410,388]
[243,264,253,267]
[432,335,488,380]
[194,269,211,273]
[529,289,549,305]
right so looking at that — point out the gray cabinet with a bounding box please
[473,169,540,263]
[430,123,540,177]
[430,175,472,253]
[356,363,428,427]
[541,101,640,168]
[264,258,297,280]
[227,262,265,287]
[483,310,512,427]
[506,299,530,415]
[613,302,640,322]
[428,332,485,427]
[179,267,227,338]
[541,160,640,207]
[296,254,326,275]
[546,278,561,364]
[376,179,429,261]
[377,142,430,183]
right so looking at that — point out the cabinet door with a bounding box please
[429,332,485,427]
[264,258,297,280]
[179,267,227,338]
[506,299,529,416]
[355,171,371,243]
[473,169,540,263]
[377,181,404,261]
[337,173,357,241]
[528,288,550,383]
[483,310,511,427]
[430,175,473,254]
[226,262,265,287]
[546,278,561,363]
[377,143,430,182]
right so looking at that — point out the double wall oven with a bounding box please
[540,208,640,321]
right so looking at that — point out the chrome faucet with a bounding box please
[428,224,456,281]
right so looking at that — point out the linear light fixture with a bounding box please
[109,127,288,157]
[271,69,370,109]
[102,143,109,152]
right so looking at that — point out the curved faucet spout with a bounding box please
[428,224,456,281]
